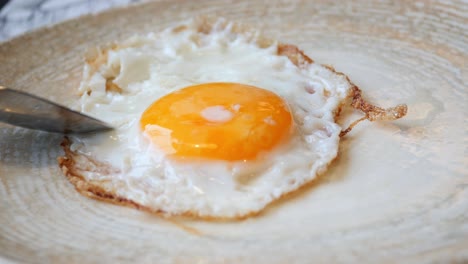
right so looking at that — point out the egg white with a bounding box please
[69,19,351,218]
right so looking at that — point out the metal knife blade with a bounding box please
[0,86,113,134]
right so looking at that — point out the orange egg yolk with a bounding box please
[140,82,292,161]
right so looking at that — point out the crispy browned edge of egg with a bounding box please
[58,16,407,221]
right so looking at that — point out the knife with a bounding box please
[0,86,113,134]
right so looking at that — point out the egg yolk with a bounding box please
[140,82,292,161]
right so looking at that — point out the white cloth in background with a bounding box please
[0,0,146,41]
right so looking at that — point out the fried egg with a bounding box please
[66,18,352,218]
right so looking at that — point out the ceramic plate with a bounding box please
[0,0,466,263]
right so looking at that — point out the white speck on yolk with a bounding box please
[231,104,241,112]
[200,105,234,123]
[264,116,276,125]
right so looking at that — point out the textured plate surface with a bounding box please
[0,0,467,263]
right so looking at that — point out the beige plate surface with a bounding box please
[0,0,467,263]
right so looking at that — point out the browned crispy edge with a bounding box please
[58,16,407,221]
[58,136,337,222]
[58,138,159,212]
[59,137,265,221]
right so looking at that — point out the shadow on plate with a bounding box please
[0,125,64,168]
